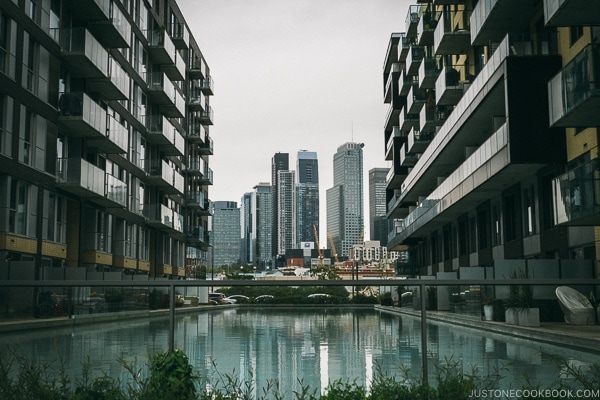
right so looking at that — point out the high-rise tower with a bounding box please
[271,153,289,257]
[211,201,240,268]
[296,151,319,247]
[326,143,364,257]
[369,168,389,246]
[277,170,296,255]
[253,183,273,268]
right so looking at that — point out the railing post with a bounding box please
[420,282,428,386]
[168,283,175,353]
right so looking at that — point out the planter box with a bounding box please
[518,308,540,327]
[505,308,519,325]
[483,304,494,321]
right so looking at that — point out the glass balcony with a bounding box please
[435,64,469,106]
[147,28,176,65]
[188,87,206,111]
[198,135,214,155]
[199,167,213,185]
[56,158,126,208]
[188,55,206,79]
[434,8,471,55]
[384,63,400,104]
[187,225,210,249]
[170,22,189,49]
[88,114,128,154]
[384,102,401,135]
[420,105,448,134]
[89,0,130,48]
[548,44,600,128]
[146,159,174,188]
[400,143,420,167]
[164,52,186,82]
[187,122,207,143]
[187,191,205,209]
[399,70,417,96]
[544,0,600,26]
[407,127,433,154]
[58,92,107,138]
[399,109,419,133]
[146,72,176,105]
[385,127,404,161]
[398,34,411,64]
[405,5,421,41]
[406,45,424,77]
[88,56,129,100]
[418,56,442,90]
[553,159,600,226]
[187,158,205,176]
[173,170,185,195]
[198,106,214,125]
[54,27,108,79]
[145,115,184,156]
[200,76,214,95]
[386,158,409,190]
[145,203,174,229]
[470,0,535,46]
[416,9,440,46]
[407,84,427,114]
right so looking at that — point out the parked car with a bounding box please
[226,295,250,303]
[208,292,226,304]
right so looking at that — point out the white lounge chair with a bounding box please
[555,286,596,325]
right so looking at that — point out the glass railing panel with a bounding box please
[147,72,176,100]
[105,174,127,206]
[108,57,129,97]
[173,170,184,193]
[109,2,131,44]
[80,158,105,196]
[553,159,600,225]
[107,115,128,151]
[160,204,173,227]
[59,28,109,76]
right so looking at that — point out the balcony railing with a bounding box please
[406,45,424,77]
[56,158,126,208]
[544,0,600,26]
[58,92,107,138]
[200,76,214,95]
[188,88,206,111]
[553,158,600,226]
[147,28,176,65]
[164,52,186,82]
[187,122,207,143]
[88,114,128,154]
[418,56,442,90]
[54,27,108,79]
[88,56,129,100]
[470,0,535,46]
[548,44,600,128]
[89,0,131,48]
[147,72,176,104]
[434,8,471,55]
[198,106,214,125]
[405,5,421,40]
[170,22,189,49]
[435,64,471,106]
[188,55,207,79]
[145,115,184,156]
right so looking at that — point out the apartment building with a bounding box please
[296,150,319,247]
[384,1,599,283]
[0,0,214,281]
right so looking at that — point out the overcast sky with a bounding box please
[178,0,409,240]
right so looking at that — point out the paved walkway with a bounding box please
[376,305,600,353]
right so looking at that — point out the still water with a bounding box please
[1,308,599,395]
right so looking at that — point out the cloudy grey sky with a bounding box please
[178,0,409,239]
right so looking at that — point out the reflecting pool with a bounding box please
[1,308,599,396]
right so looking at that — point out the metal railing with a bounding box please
[0,277,598,385]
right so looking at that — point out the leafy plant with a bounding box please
[506,269,533,309]
[143,349,198,400]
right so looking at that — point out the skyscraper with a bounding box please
[253,183,273,268]
[296,151,320,247]
[271,153,289,257]
[211,201,241,268]
[277,170,296,255]
[240,192,253,264]
[369,168,389,246]
[326,142,364,257]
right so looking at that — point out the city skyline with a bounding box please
[178,0,409,241]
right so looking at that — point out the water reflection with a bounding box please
[1,309,598,395]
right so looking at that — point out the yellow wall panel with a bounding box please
[0,234,37,254]
[41,241,67,258]
[82,251,113,266]
[139,261,150,272]
[114,256,137,270]
[566,127,598,161]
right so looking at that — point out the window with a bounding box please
[9,180,28,235]
[19,107,35,165]
[0,94,13,157]
[524,185,537,236]
[492,205,501,246]
[504,195,518,242]
[23,37,37,92]
[0,13,8,74]
[570,26,584,46]
[477,208,489,250]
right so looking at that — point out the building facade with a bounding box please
[276,170,296,256]
[252,182,272,268]
[369,167,389,246]
[210,201,240,268]
[271,152,288,257]
[383,1,599,282]
[296,150,319,247]
[240,192,252,264]
[326,142,364,258]
[0,0,213,281]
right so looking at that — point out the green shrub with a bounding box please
[142,349,197,400]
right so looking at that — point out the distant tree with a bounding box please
[310,265,342,280]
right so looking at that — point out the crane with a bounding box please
[313,225,323,266]
[327,230,339,266]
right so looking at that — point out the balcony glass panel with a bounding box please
[58,92,107,136]
[56,28,109,77]
[147,72,176,101]
[548,44,600,127]
[470,0,498,44]
[106,174,127,207]
[173,170,184,194]
[56,158,104,196]
[160,204,173,228]
[109,2,130,43]
[171,22,189,48]
[398,123,508,236]
[200,76,214,94]
[107,115,128,152]
[108,57,129,97]
[173,210,184,232]
[147,29,176,64]
[188,191,205,207]
[553,159,600,225]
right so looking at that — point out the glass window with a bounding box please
[9,179,28,235]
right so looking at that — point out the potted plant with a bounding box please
[505,270,539,326]
[482,296,494,321]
